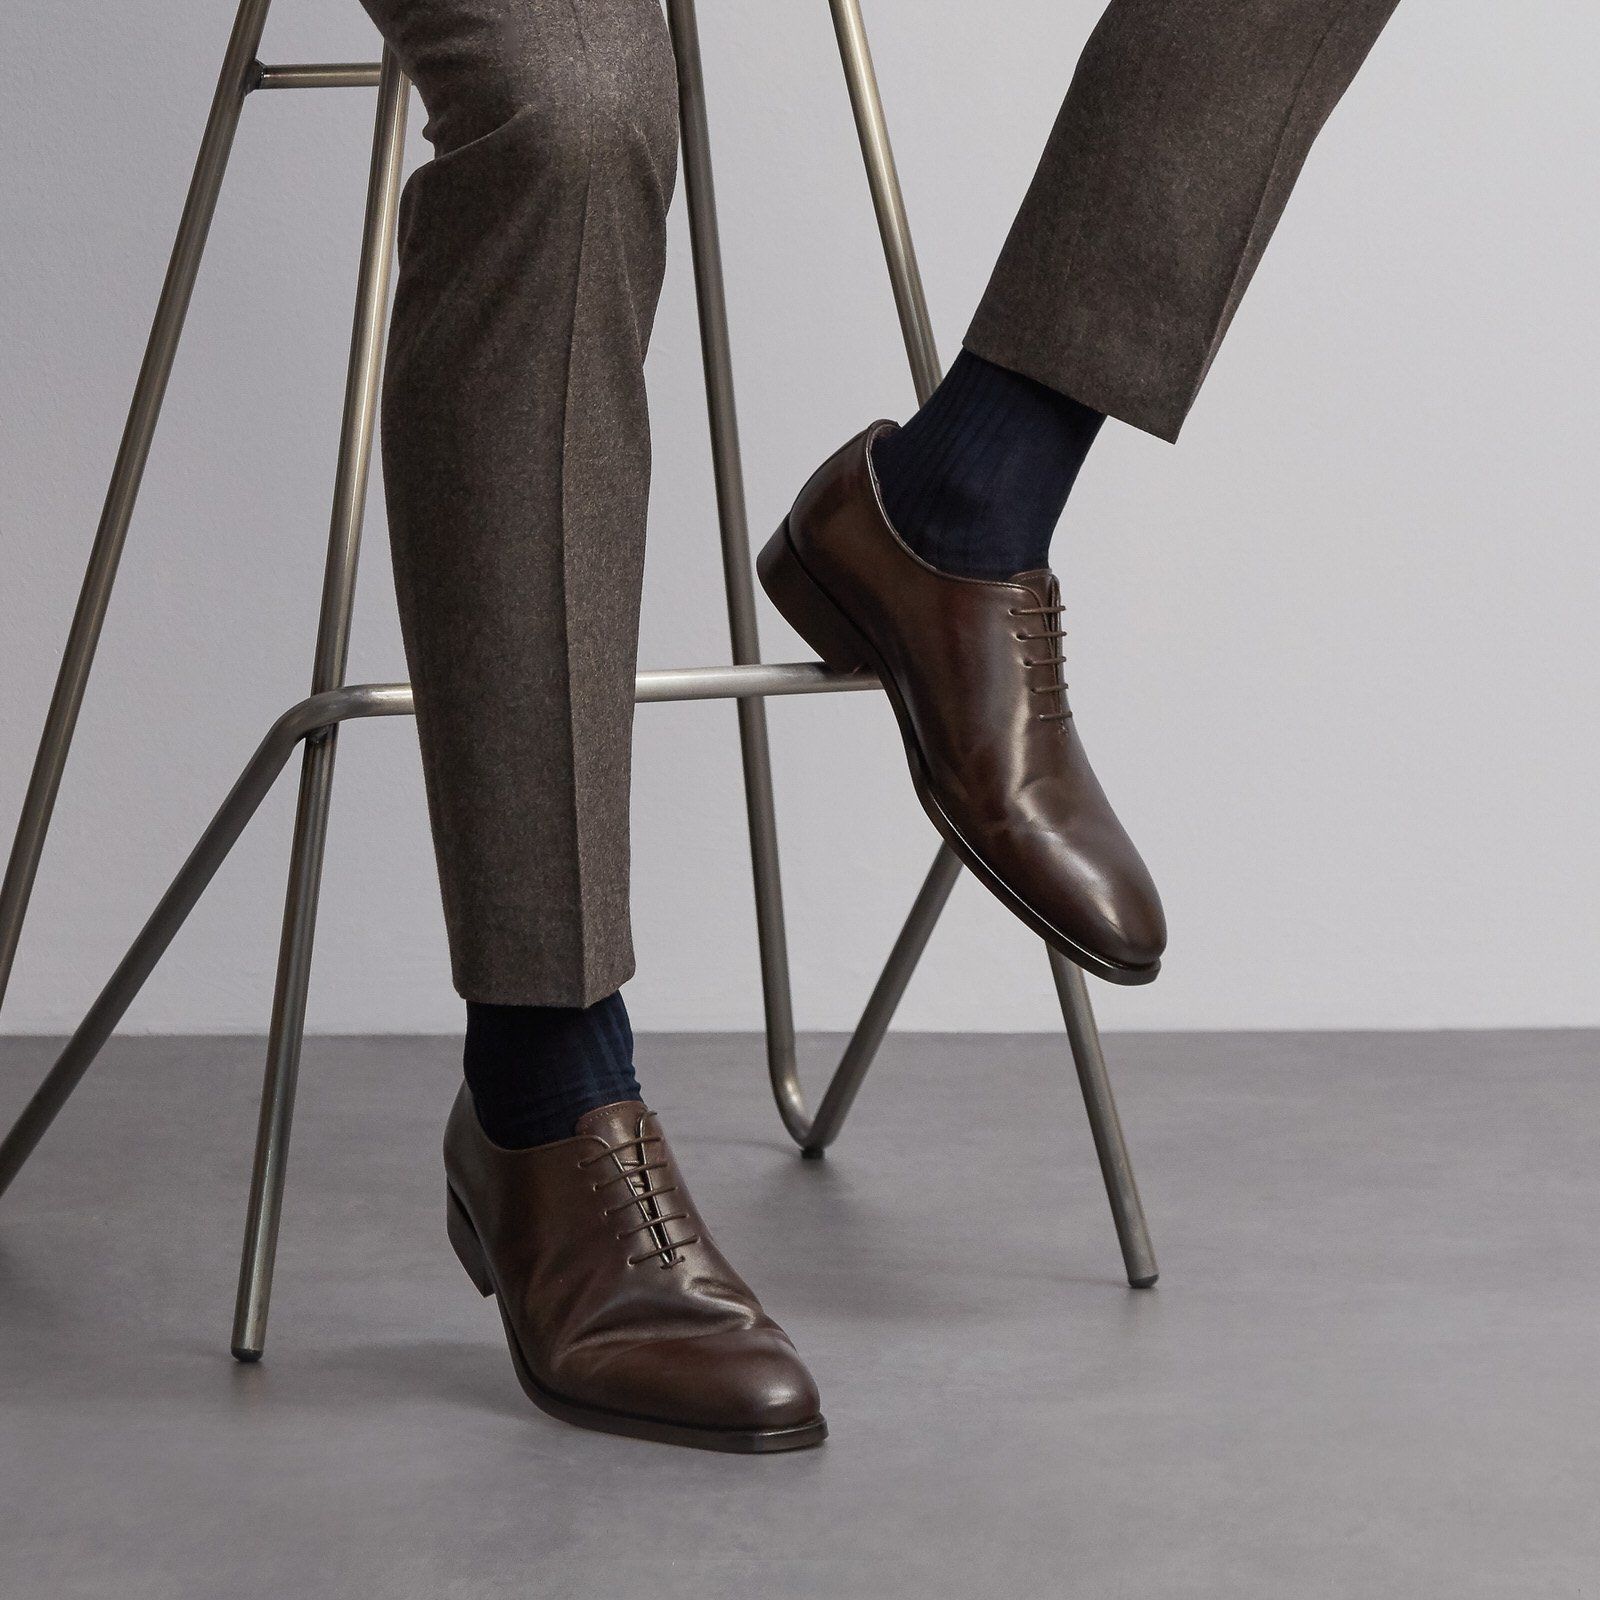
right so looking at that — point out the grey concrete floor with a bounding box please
[1,1029,1596,1598]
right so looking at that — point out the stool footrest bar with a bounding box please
[252,62,385,91]
[0,662,869,1200]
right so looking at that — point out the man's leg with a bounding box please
[880,0,1403,580]
[366,0,671,1012]
[360,0,675,1154]
[359,0,823,1452]
[766,0,1401,980]
[964,0,1404,443]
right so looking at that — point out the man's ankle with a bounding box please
[463,992,640,1149]
[871,348,1104,580]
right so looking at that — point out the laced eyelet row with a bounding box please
[1007,604,1073,721]
[578,1130,700,1267]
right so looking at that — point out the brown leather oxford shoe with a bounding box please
[444,1088,826,1453]
[760,421,1165,984]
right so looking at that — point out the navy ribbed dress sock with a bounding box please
[464,992,641,1149]
[871,349,1105,580]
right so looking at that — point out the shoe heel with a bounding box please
[757,520,870,673]
[446,1188,495,1299]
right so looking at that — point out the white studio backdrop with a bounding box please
[2,1,1596,1036]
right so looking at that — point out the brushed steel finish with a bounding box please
[665,0,806,1144]
[666,0,968,1153]
[0,0,273,1018]
[636,661,875,702]
[826,0,942,404]
[232,50,410,1361]
[252,62,384,90]
[798,848,962,1154]
[1051,950,1159,1287]
[0,685,412,1204]
[751,0,968,1150]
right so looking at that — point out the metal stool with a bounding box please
[0,0,1158,1362]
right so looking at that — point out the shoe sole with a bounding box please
[446,1187,828,1455]
[757,517,1160,988]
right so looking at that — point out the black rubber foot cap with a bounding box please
[231,1347,263,1364]
[800,1146,826,1162]
[1129,1273,1159,1290]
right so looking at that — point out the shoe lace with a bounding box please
[577,1126,700,1268]
[1008,602,1073,722]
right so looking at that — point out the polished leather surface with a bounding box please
[771,422,1165,981]
[443,1089,824,1439]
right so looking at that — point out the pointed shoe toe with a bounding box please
[572,1326,824,1439]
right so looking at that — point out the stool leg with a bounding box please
[669,0,962,1152]
[230,55,409,1361]
[799,846,961,1153]
[827,0,942,402]
[665,0,803,1129]
[0,0,274,1017]
[1050,951,1159,1287]
[0,700,339,1202]
[827,0,1161,1286]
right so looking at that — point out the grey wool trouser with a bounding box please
[357,0,1400,1007]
